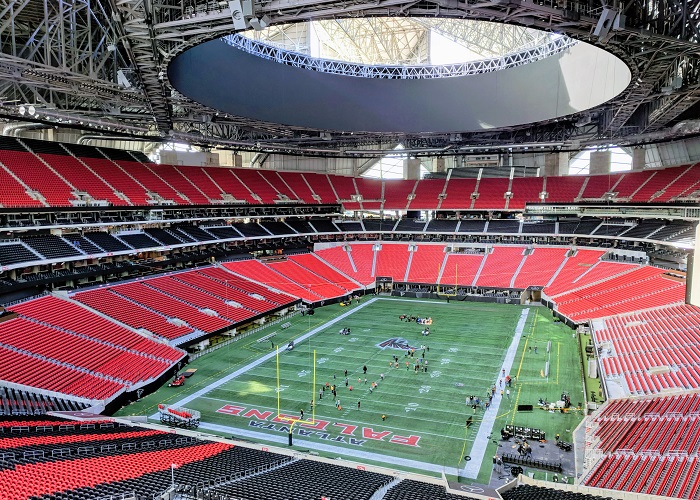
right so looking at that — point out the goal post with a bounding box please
[275,345,318,427]
[437,262,458,297]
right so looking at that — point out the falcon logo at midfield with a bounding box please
[376,338,416,351]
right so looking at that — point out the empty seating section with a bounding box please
[441,253,486,286]
[631,165,686,202]
[111,282,231,332]
[336,221,363,232]
[594,305,700,395]
[39,153,125,205]
[9,296,184,365]
[407,245,446,283]
[473,178,508,209]
[11,297,171,359]
[208,459,393,500]
[375,244,411,281]
[339,243,377,282]
[586,455,700,499]
[508,177,544,209]
[201,167,256,203]
[118,232,160,249]
[0,150,74,206]
[259,221,293,235]
[278,171,317,203]
[611,171,651,199]
[502,484,612,500]
[383,179,416,209]
[175,270,282,313]
[231,222,270,237]
[565,261,637,291]
[288,253,358,290]
[409,179,444,209]
[145,276,254,322]
[330,175,358,209]
[620,220,666,239]
[0,427,166,451]
[172,224,215,242]
[79,157,150,205]
[255,171,294,202]
[234,168,280,203]
[671,165,700,199]
[148,164,210,204]
[363,219,397,232]
[0,139,697,208]
[83,232,132,252]
[0,165,44,207]
[174,166,225,201]
[476,247,525,288]
[520,221,556,234]
[544,176,585,203]
[309,218,339,232]
[302,172,337,204]
[21,235,84,260]
[223,260,323,301]
[384,479,467,500]
[580,173,623,199]
[584,395,700,499]
[441,178,477,209]
[0,317,170,384]
[544,249,605,296]
[315,246,372,285]
[554,266,685,321]
[395,219,427,232]
[74,288,194,340]
[266,260,349,298]
[198,266,295,305]
[355,177,383,203]
[558,219,602,235]
[0,346,124,400]
[426,219,458,232]
[487,219,521,233]
[513,248,568,288]
[204,225,242,239]
[283,219,314,234]
[143,228,183,246]
[458,219,486,232]
[0,243,40,265]
[66,236,104,255]
[115,161,181,203]
[0,438,233,500]
[592,224,630,236]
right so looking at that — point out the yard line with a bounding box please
[462,307,530,479]
[149,298,380,419]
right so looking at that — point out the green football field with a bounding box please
[116,297,586,484]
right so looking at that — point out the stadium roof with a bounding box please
[0,0,698,156]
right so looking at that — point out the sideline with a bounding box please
[462,308,531,479]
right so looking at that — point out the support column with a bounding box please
[686,224,700,307]
[404,158,421,180]
[435,158,446,174]
[589,151,611,175]
[631,148,646,171]
[544,152,569,177]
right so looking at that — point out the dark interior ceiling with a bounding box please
[0,0,697,157]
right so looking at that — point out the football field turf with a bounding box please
[116,297,586,484]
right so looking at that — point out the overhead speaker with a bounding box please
[593,8,618,40]
[228,0,247,30]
